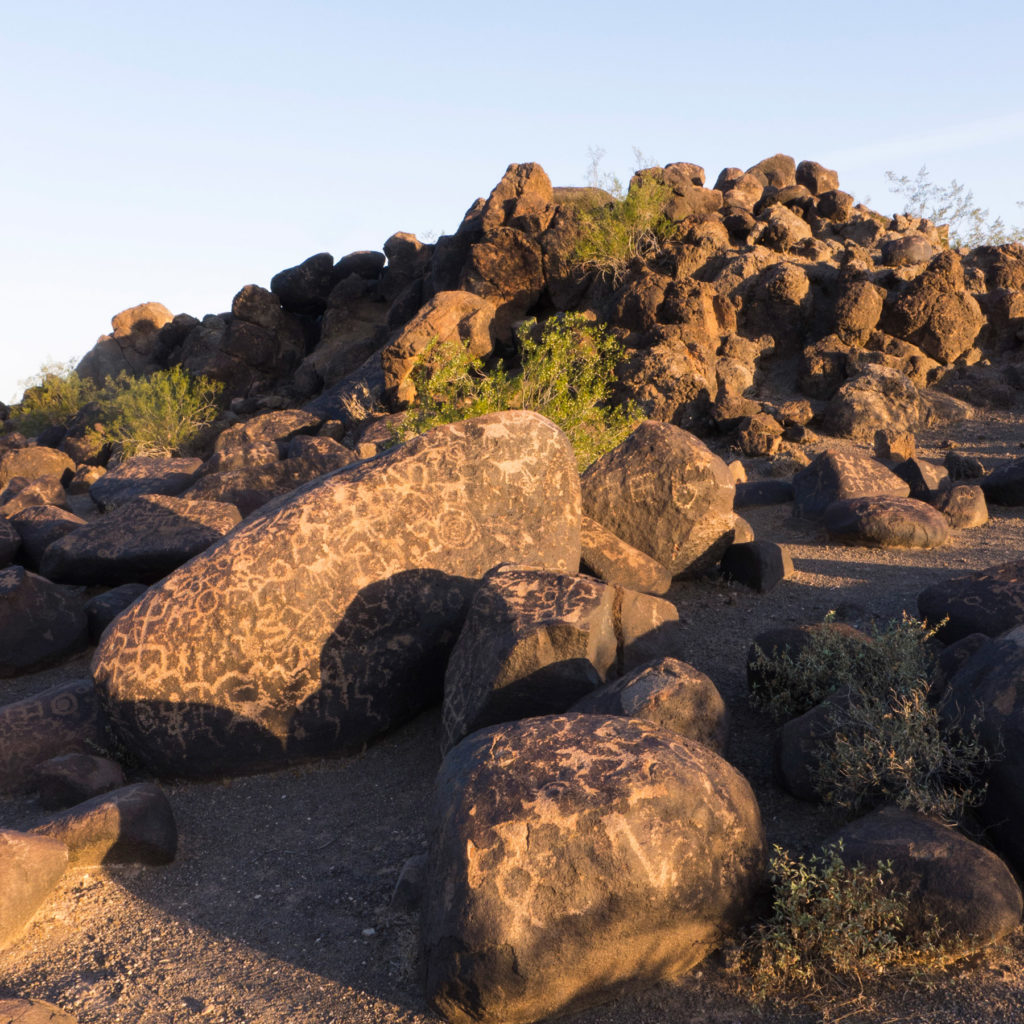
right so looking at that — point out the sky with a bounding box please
[2,0,1023,403]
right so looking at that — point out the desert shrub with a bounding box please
[748,612,934,722]
[750,613,989,821]
[97,366,223,458]
[397,313,642,471]
[744,841,948,998]
[9,360,99,436]
[570,175,675,283]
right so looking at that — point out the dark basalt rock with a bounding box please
[919,561,1024,642]
[823,495,949,549]
[720,540,793,592]
[0,831,68,950]
[34,753,126,810]
[89,456,203,511]
[793,449,910,520]
[981,456,1024,506]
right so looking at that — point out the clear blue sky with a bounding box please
[3,0,1023,402]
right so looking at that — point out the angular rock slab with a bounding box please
[422,714,766,1024]
[0,567,88,677]
[720,540,793,592]
[34,753,126,810]
[823,495,949,549]
[570,656,728,754]
[793,449,910,520]
[88,455,202,511]
[981,456,1024,505]
[441,565,681,752]
[9,505,86,573]
[579,515,672,596]
[40,494,241,586]
[831,806,1022,950]
[0,998,79,1023]
[31,782,176,866]
[0,517,19,568]
[93,411,582,776]
[581,420,736,578]
[0,830,68,950]
[0,680,109,793]
[918,560,1024,642]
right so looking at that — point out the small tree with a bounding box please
[886,165,1024,247]
[9,360,99,436]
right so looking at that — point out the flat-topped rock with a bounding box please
[823,495,949,549]
[89,456,203,511]
[793,449,911,520]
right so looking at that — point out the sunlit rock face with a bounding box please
[92,411,582,776]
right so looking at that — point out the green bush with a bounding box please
[396,313,642,471]
[744,841,948,997]
[750,613,989,821]
[98,366,224,458]
[570,175,675,284]
[9,360,99,436]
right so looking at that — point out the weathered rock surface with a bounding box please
[831,806,1022,950]
[981,456,1024,505]
[440,565,682,752]
[581,421,735,578]
[720,541,793,592]
[89,456,203,511]
[579,515,672,595]
[421,714,766,1024]
[92,411,582,776]
[935,483,988,528]
[0,448,75,490]
[0,997,79,1023]
[793,450,911,519]
[570,657,728,754]
[0,680,109,793]
[918,561,1024,642]
[0,567,88,677]
[41,494,241,586]
[31,782,177,867]
[84,583,148,643]
[8,506,86,572]
[0,831,68,950]
[823,495,949,549]
[0,517,20,567]
[34,753,126,811]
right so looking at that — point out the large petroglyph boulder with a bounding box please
[918,560,1024,642]
[422,714,765,1024]
[581,421,736,578]
[92,411,581,776]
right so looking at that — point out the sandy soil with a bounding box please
[2,413,1024,1024]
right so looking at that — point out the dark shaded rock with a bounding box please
[747,153,796,189]
[390,852,429,915]
[823,496,949,549]
[270,252,335,315]
[0,680,109,793]
[31,782,176,867]
[944,450,985,480]
[881,235,935,267]
[89,456,202,511]
[335,250,385,281]
[582,421,736,578]
[832,806,1021,949]
[775,695,840,801]
[737,414,783,457]
[0,518,20,567]
[919,562,1024,642]
[579,515,672,596]
[793,449,910,520]
[733,479,794,508]
[0,831,68,950]
[84,583,148,643]
[0,477,68,518]
[0,447,75,490]
[893,457,950,502]
[981,456,1024,505]
[796,160,839,195]
[720,541,793,592]
[93,411,582,777]
[8,506,86,572]
[213,409,321,455]
[421,714,766,1024]
[935,484,988,529]
[570,657,728,754]
[41,494,240,586]
[440,565,682,752]
[0,567,87,677]
[459,227,544,339]
[34,753,126,810]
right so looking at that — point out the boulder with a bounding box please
[570,657,728,754]
[31,782,176,867]
[0,567,88,677]
[981,456,1024,505]
[92,411,582,776]
[0,680,109,793]
[823,368,923,440]
[793,449,910,520]
[874,428,916,463]
[822,496,949,549]
[918,561,1024,642]
[84,583,148,643]
[579,515,672,596]
[89,456,202,511]
[421,714,766,1024]
[0,831,68,950]
[893,456,951,502]
[34,753,126,810]
[881,235,935,268]
[0,998,79,1023]
[213,409,320,455]
[720,540,793,592]
[737,414,783,457]
[935,484,988,529]
[796,160,839,195]
[581,421,736,578]
[0,477,68,519]
[831,806,1021,950]
[440,565,682,752]
[0,518,20,567]
[459,227,544,339]
[8,506,86,572]
[0,448,74,490]
[41,494,241,586]
[269,252,335,315]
